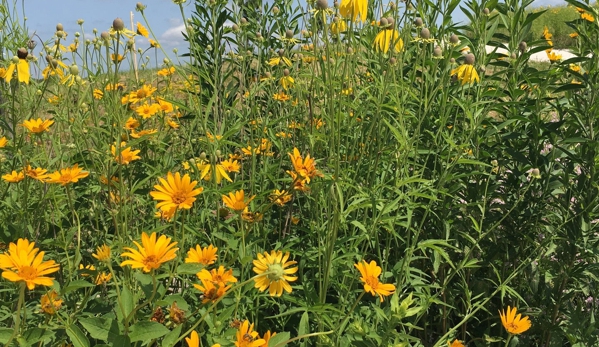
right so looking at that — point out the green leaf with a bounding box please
[269,331,291,347]
[79,317,119,342]
[62,280,95,294]
[128,321,169,343]
[0,328,14,344]
[161,324,182,347]
[117,286,134,324]
[20,328,54,346]
[66,324,90,347]
[176,263,205,275]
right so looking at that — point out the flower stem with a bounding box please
[6,282,26,346]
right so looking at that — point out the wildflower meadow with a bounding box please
[0,0,598,345]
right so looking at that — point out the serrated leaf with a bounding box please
[79,317,119,342]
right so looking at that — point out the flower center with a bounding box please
[143,255,159,269]
[19,265,37,280]
[172,192,186,205]
[60,173,73,182]
[266,263,284,281]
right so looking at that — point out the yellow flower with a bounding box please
[193,278,231,304]
[354,260,396,302]
[448,339,464,347]
[95,272,112,285]
[157,98,175,113]
[157,67,176,76]
[111,53,124,63]
[185,245,218,265]
[197,266,238,287]
[46,164,89,186]
[130,129,158,138]
[5,55,30,84]
[280,75,295,90]
[220,159,240,173]
[0,136,7,148]
[262,331,277,346]
[241,208,263,223]
[235,321,266,347]
[450,64,480,85]
[546,50,562,63]
[373,29,404,53]
[155,207,177,221]
[93,89,104,99]
[22,118,55,134]
[499,306,532,335]
[288,147,323,183]
[111,143,141,164]
[569,64,581,73]
[150,172,204,212]
[136,22,149,37]
[25,165,49,181]
[149,39,160,48]
[267,56,292,67]
[0,238,60,290]
[185,331,200,347]
[196,160,232,184]
[166,117,180,129]
[253,250,298,297]
[542,26,553,40]
[120,232,178,272]
[124,117,140,130]
[222,190,255,211]
[339,0,368,22]
[41,290,63,315]
[331,20,347,34]
[273,91,291,101]
[581,12,595,22]
[2,170,25,183]
[127,84,157,104]
[270,189,292,206]
[92,244,111,262]
[135,103,161,119]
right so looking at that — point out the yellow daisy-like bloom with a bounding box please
[220,159,240,173]
[196,160,233,184]
[150,172,204,212]
[194,278,231,304]
[0,136,7,148]
[185,244,218,265]
[93,89,104,99]
[267,56,292,67]
[185,331,200,347]
[25,165,49,182]
[339,0,368,23]
[354,260,396,302]
[22,118,55,134]
[450,64,480,85]
[280,75,295,90]
[92,244,112,262]
[331,20,347,35]
[41,290,63,315]
[111,53,124,63]
[373,29,404,54]
[270,189,292,206]
[253,250,298,297]
[2,170,25,183]
[262,331,277,346]
[223,190,255,211]
[135,103,161,119]
[136,22,149,37]
[448,339,465,347]
[120,232,179,272]
[0,238,60,290]
[149,39,160,48]
[157,67,176,77]
[581,12,595,22]
[156,98,175,113]
[5,56,30,84]
[499,306,532,335]
[542,26,552,40]
[126,84,157,104]
[130,129,158,138]
[46,164,89,186]
[546,50,562,63]
[235,320,266,347]
[124,117,140,130]
[288,147,323,183]
[155,206,177,221]
[111,143,141,165]
[197,266,238,287]
[273,91,291,101]
[95,272,112,285]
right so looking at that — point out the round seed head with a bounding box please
[433,46,442,57]
[346,47,354,54]
[272,6,280,14]
[240,17,248,25]
[414,17,423,27]
[518,41,527,52]
[420,28,430,39]
[100,31,110,41]
[136,2,145,11]
[278,49,285,57]
[450,34,459,44]
[232,24,239,32]
[386,17,394,27]
[283,68,290,76]
[56,23,64,31]
[113,18,125,31]
[389,57,397,64]
[379,18,389,27]
[56,31,65,38]
[316,0,328,10]
[27,40,36,50]
[465,53,475,64]
[69,65,79,75]
[286,29,294,39]
[483,8,490,15]
[17,47,28,59]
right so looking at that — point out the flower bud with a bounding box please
[69,65,79,75]
[215,150,222,157]
[240,17,247,25]
[450,57,456,64]
[136,2,145,11]
[101,31,110,41]
[389,57,397,64]
[27,40,36,50]
[200,152,207,160]
[77,19,84,25]
[346,47,354,54]
[232,24,239,32]
[11,56,19,64]
[272,6,280,14]
[56,31,65,38]
[56,23,64,31]
[113,18,125,31]
[465,53,475,64]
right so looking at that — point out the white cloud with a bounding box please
[160,22,186,48]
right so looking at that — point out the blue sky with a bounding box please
[20,0,567,68]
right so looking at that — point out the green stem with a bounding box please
[6,282,26,346]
